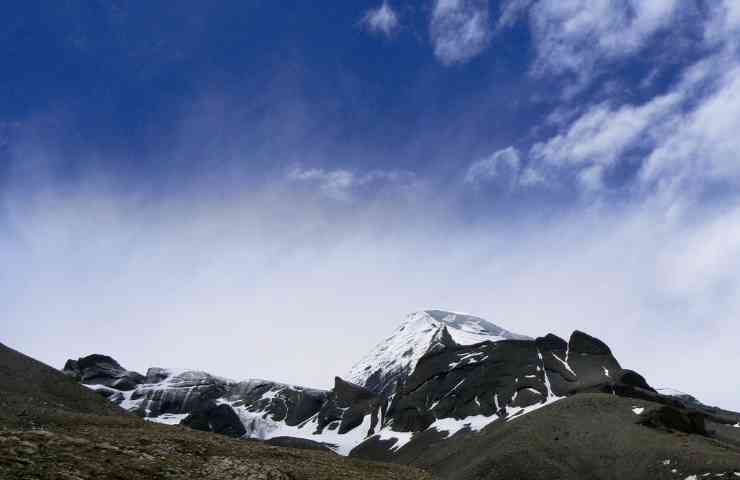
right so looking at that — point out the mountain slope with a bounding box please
[352,393,740,480]
[0,342,127,427]
[0,342,434,480]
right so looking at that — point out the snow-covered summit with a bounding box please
[346,309,530,393]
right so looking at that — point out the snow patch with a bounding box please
[224,398,374,456]
[505,396,563,423]
[372,428,414,452]
[551,353,576,376]
[145,413,189,425]
[657,388,692,397]
[427,413,499,438]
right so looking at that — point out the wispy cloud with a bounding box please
[287,166,417,201]
[531,92,683,170]
[528,0,682,92]
[361,2,400,38]
[430,0,490,65]
[465,147,547,190]
[496,0,535,30]
[530,40,740,203]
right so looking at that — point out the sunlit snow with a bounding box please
[347,310,530,390]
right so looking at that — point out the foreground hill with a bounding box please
[353,393,740,480]
[0,342,433,480]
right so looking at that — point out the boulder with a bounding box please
[62,354,145,391]
[638,406,707,435]
[182,404,246,437]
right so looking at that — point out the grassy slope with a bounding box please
[372,393,740,480]
[0,342,433,480]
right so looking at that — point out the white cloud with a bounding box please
[518,166,546,187]
[531,43,740,200]
[361,2,400,38]
[528,0,681,90]
[531,91,683,168]
[465,147,520,184]
[287,166,417,201]
[288,167,356,201]
[430,0,490,65]
[640,63,740,195]
[704,0,740,46]
[496,0,535,30]
[465,147,548,190]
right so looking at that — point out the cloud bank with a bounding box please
[2,152,740,411]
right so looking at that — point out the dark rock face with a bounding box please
[383,328,632,434]
[387,337,549,432]
[563,331,622,393]
[129,370,230,417]
[63,354,145,391]
[317,377,383,435]
[182,404,246,437]
[229,380,328,427]
[638,406,708,435]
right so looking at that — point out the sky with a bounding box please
[1,1,740,411]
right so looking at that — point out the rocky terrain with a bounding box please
[6,309,740,479]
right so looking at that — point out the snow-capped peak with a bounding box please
[346,310,530,393]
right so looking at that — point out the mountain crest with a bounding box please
[346,309,529,394]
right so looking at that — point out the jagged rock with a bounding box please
[63,354,145,391]
[535,333,576,396]
[387,335,549,432]
[62,359,81,378]
[564,331,621,393]
[130,370,231,417]
[182,404,246,437]
[617,370,654,391]
[638,405,707,435]
[229,380,328,427]
[347,310,531,396]
[318,377,382,435]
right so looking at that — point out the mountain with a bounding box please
[346,310,531,395]
[58,309,740,479]
[0,342,432,480]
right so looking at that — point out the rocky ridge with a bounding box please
[62,309,740,461]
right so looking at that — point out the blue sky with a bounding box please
[2,1,740,410]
